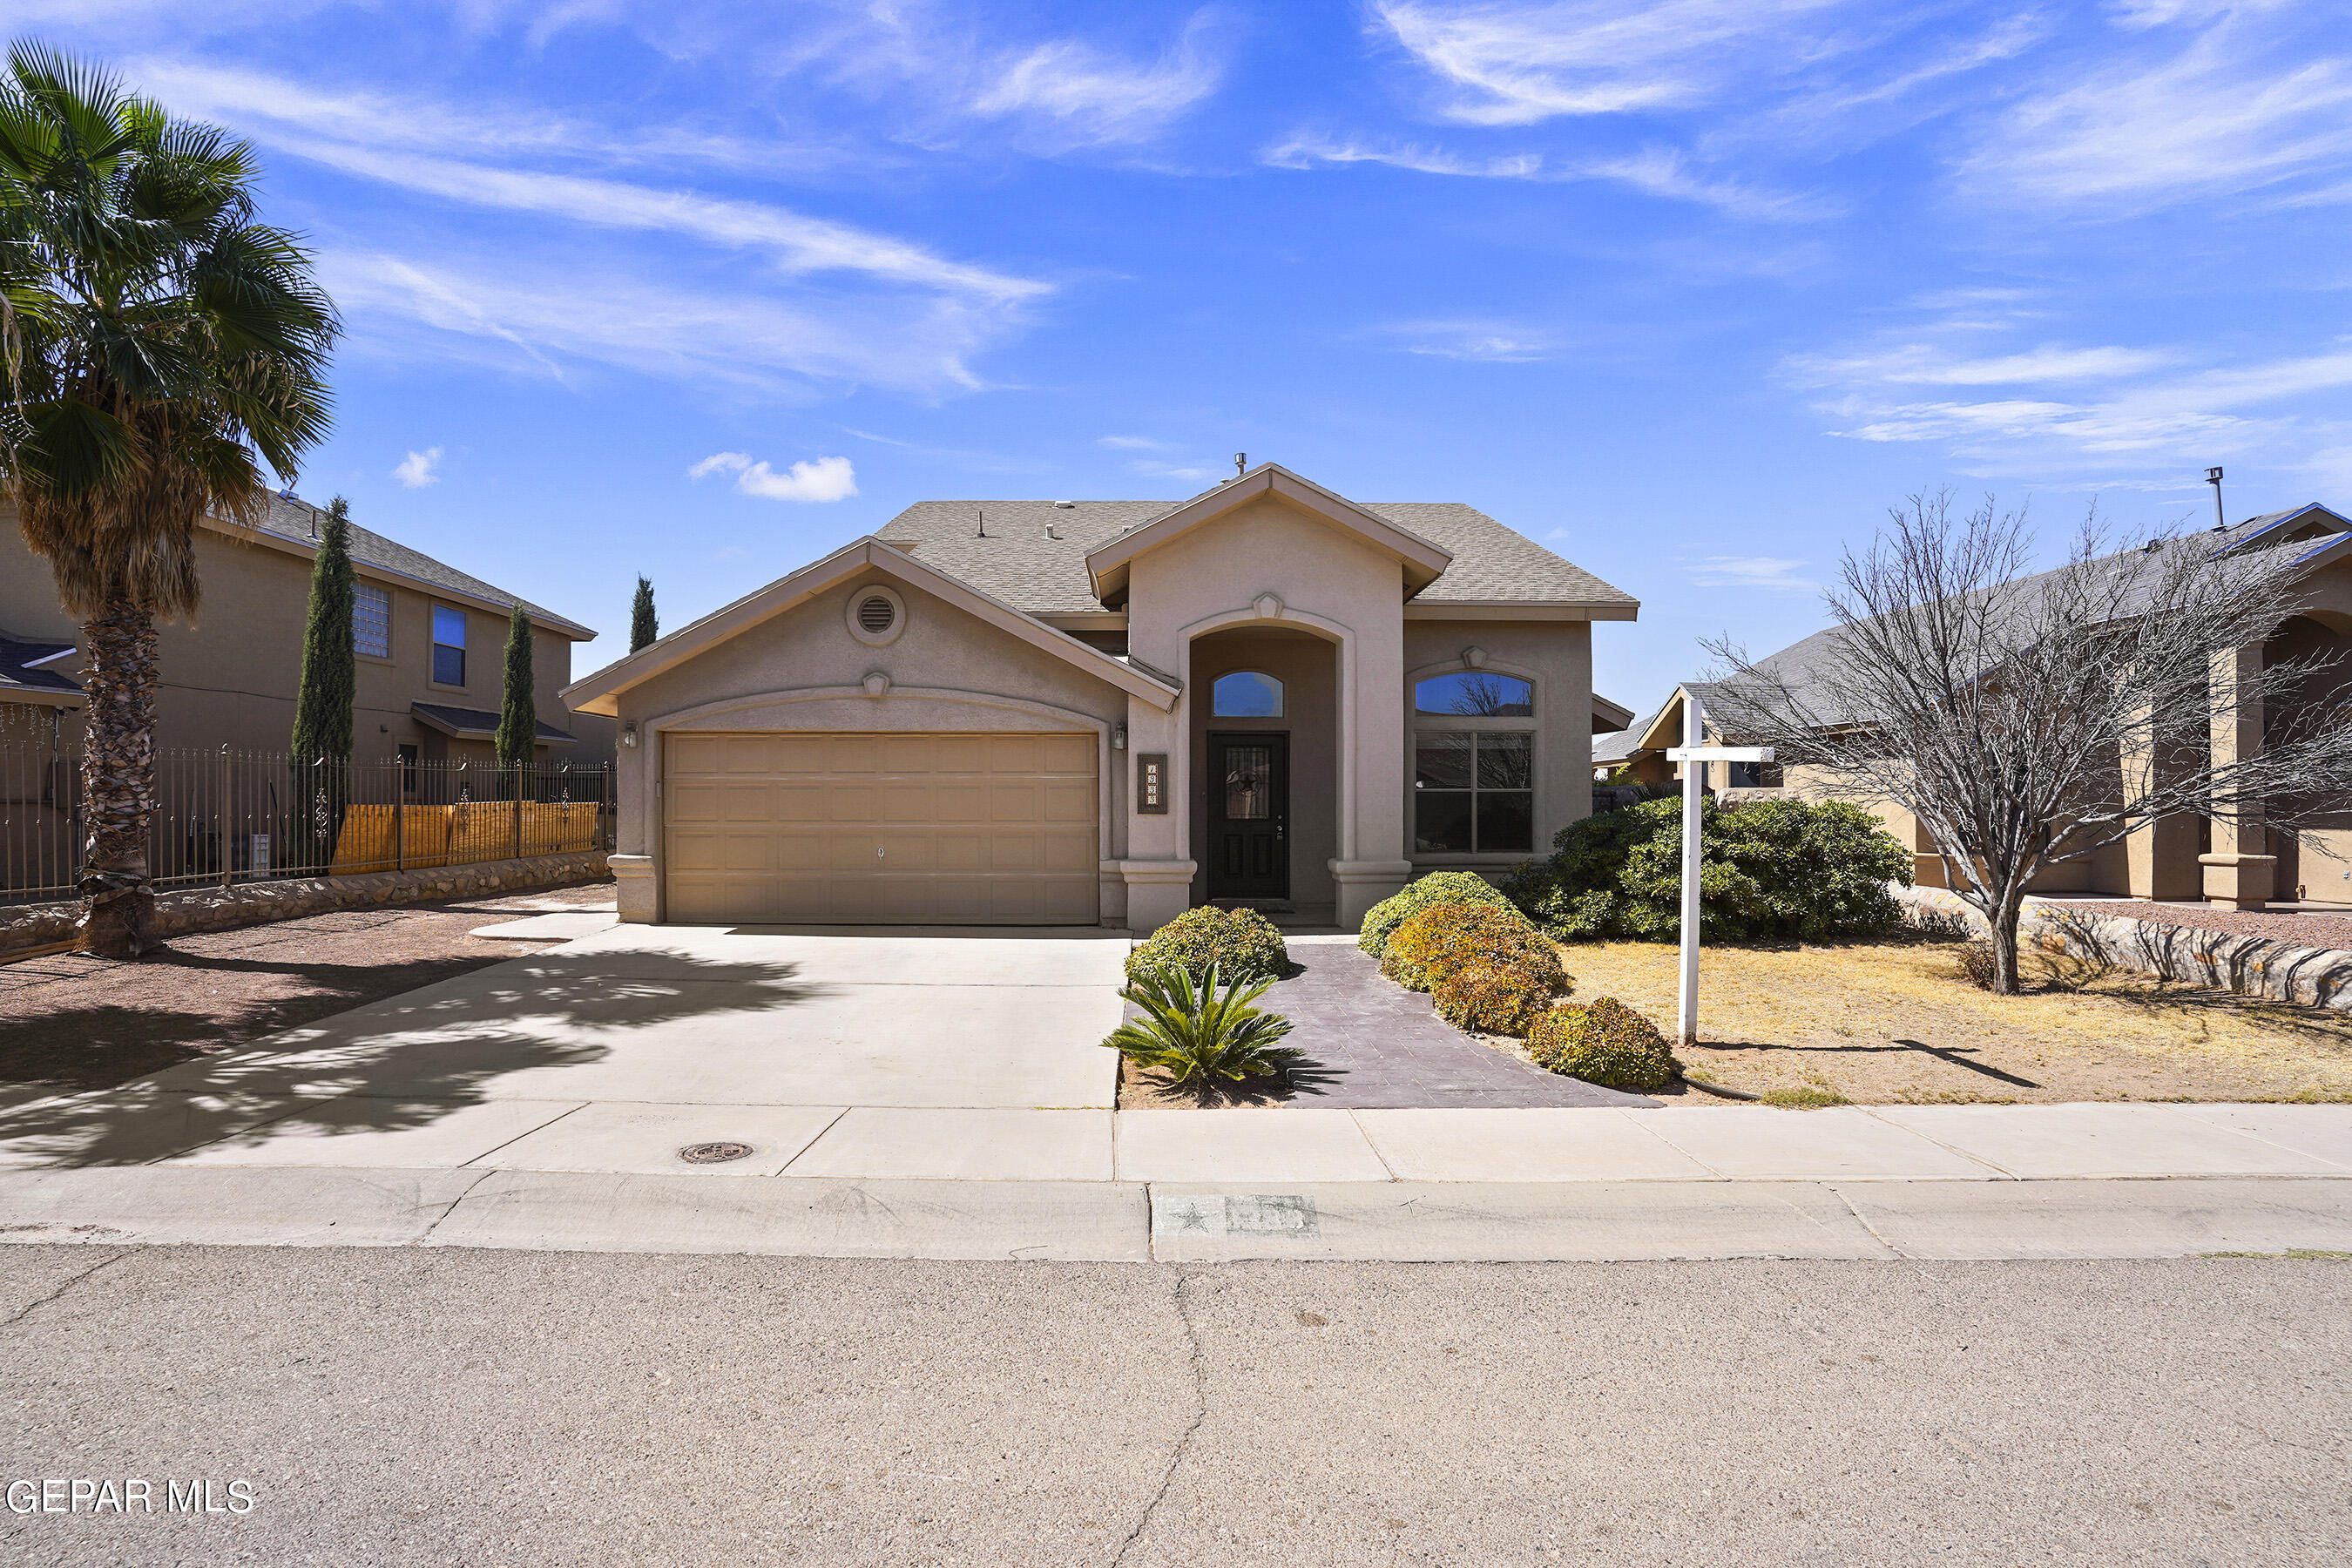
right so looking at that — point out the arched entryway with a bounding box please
[1187,625,1341,923]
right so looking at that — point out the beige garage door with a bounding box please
[662,731,1098,925]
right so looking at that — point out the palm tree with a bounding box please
[0,42,337,956]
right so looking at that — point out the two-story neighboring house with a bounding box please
[2,492,613,767]
[566,463,1637,932]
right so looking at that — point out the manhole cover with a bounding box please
[678,1141,754,1165]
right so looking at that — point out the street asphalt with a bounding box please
[3,1245,2346,1566]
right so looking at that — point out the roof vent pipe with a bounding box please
[2207,465,2227,531]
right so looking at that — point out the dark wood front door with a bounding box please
[1206,732,1288,899]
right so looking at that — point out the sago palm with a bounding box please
[0,42,337,955]
[1102,963,1301,1100]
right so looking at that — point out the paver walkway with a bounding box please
[1267,936,1652,1109]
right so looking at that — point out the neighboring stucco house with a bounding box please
[1628,504,2352,911]
[566,463,1638,931]
[2,491,613,767]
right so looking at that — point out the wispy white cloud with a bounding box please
[1098,435,1171,450]
[688,450,859,502]
[1126,458,1220,483]
[1372,319,1560,362]
[1959,7,2352,213]
[1689,555,1819,591]
[1798,340,2352,464]
[1789,342,2180,387]
[1263,133,1826,220]
[393,446,443,488]
[970,15,1227,149]
[1373,0,1848,125]
[321,249,1011,396]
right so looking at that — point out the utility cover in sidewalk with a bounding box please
[678,1141,754,1164]
[1152,1193,1319,1239]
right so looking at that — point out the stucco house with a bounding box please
[2,491,613,765]
[565,463,1638,932]
[1619,504,2352,911]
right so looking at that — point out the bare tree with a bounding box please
[1703,492,2352,994]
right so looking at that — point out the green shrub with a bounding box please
[1504,796,1912,943]
[1358,870,1522,956]
[1525,997,1677,1092]
[1102,963,1301,1098]
[1126,905,1288,983]
[1433,964,1557,1037]
[1380,902,1565,994]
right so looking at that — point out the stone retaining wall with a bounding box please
[1896,884,2352,1011]
[0,851,611,956]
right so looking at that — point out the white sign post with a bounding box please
[1664,694,1773,1047]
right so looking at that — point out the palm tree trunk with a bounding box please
[78,601,160,956]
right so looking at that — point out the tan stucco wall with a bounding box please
[1187,626,1341,918]
[1402,619,1592,869]
[2,508,603,763]
[1119,492,1413,929]
[609,568,1132,923]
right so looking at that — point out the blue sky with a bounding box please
[28,1,2352,714]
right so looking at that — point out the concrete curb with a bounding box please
[2,1166,2348,1263]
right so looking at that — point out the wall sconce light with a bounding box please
[619,722,639,748]
[1112,724,1128,750]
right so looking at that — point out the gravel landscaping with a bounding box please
[0,882,613,1105]
[2058,899,2352,950]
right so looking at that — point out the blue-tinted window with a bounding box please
[1415,672,1533,718]
[432,606,466,686]
[1212,671,1283,718]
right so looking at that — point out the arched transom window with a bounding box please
[1415,671,1533,717]
[1212,671,1284,718]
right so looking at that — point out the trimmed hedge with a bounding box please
[1433,964,1557,1037]
[1126,905,1288,983]
[1380,902,1565,995]
[1525,997,1677,1092]
[1357,870,1521,956]
[1503,796,1911,943]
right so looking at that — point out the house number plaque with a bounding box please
[1136,753,1169,814]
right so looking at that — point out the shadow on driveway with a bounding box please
[0,950,820,1168]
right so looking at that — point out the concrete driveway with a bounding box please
[0,925,1128,1175]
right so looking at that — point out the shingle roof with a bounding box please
[1693,504,2352,733]
[241,495,595,639]
[410,702,577,744]
[0,632,79,700]
[874,495,1635,614]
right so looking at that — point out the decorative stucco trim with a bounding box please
[1085,465,1453,602]
[1403,602,1639,620]
[564,537,1179,716]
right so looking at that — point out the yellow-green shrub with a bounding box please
[1525,997,1677,1092]
[1381,902,1565,995]
[1358,870,1524,956]
[1125,906,1288,983]
[1432,964,1558,1037]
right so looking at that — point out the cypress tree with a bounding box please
[290,497,355,868]
[495,599,537,794]
[630,575,658,651]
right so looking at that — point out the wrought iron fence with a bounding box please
[2,743,614,905]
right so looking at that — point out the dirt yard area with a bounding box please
[0,882,613,1105]
[1559,935,2352,1105]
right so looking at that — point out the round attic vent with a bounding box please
[846,584,907,646]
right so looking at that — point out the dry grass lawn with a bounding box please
[1558,935,2352,1105]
